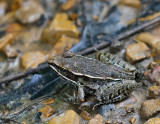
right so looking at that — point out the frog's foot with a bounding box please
[100,91,131,106]
[79,101,97,109]
[63,92,80,104]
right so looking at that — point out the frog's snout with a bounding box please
[48,59,54,64]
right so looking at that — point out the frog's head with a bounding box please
[48,50,75,72]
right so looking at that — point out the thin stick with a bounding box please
[77,15,160,55]
[0,64,49,84]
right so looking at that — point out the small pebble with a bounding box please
[89,114,104,124]
[61,0,76,11]
[144,117,160,124]
[69,13,78,20]
[42,13,79,44]
[144,66,160,82]
[140,99,160,119]
[39,105,54,118]
[148,86,160,98]
[80,110,92,120]
[105,120,113,124]
[0,33,14,50]
[126,42,150,63]
[119,0,141,8]
[15,1,44,24]
[126,104,135,113]
[129,117,136,124]
[0,1,7,16]
[2,44,18,58]
[10,0,22,11]
[49,35,79,56]
[135,32,160,53]
[6,23,24,34]
[21,51,46,69]
[48,110,80,124]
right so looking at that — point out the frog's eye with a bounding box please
[62,67,68,71]
[63,51,74,58]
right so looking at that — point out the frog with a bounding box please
[48,51,142,106]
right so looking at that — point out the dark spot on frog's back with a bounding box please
[118,89,122,94]
[111,71,115,77]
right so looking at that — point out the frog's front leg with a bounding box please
[77,83,85,102]
[64,82,85,104]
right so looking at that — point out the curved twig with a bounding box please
[0,64,50,84]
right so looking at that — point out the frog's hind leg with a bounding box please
[105,91,131,104]
[79,101,98,109]
[80,92,131,109]
[88,93,129,109]
[92,87,136,109]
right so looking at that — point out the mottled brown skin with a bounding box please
[49,51,136,80]
[48,51,138,105]
[96,51,136,72]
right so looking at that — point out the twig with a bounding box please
[0,16,160,84]
[77,15,160,55]
[0,64,50,84]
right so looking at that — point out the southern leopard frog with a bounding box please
[48,51,141,106]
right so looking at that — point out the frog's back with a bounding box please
[52,52,135,80]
